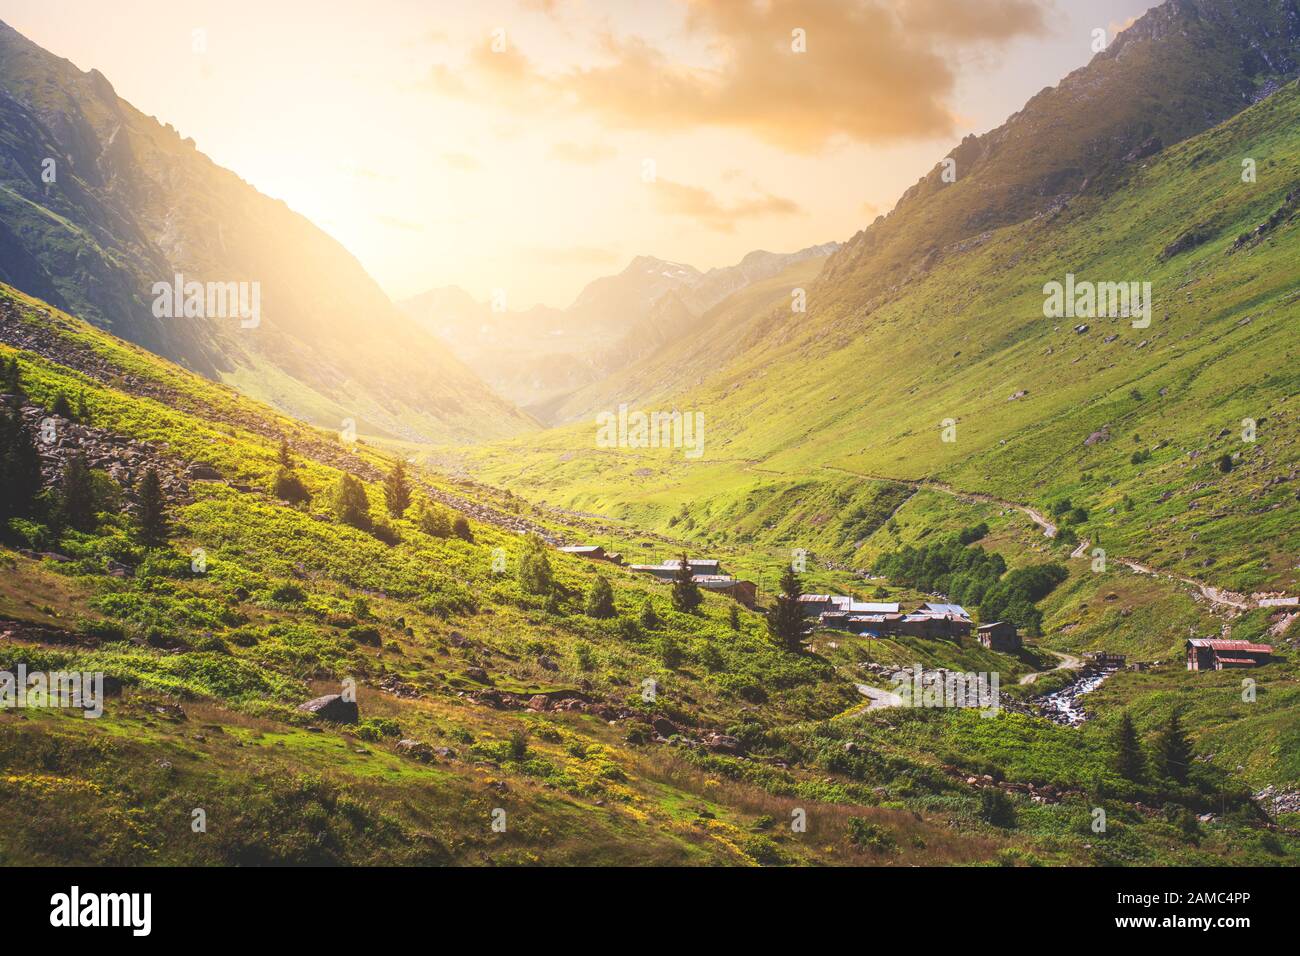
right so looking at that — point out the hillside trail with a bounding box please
[851,683,905,712]
[817,464,1265,615]
[1018,649,1084,685]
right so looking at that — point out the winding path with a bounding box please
[1018,649,1084,686]
[818,464,1272,615]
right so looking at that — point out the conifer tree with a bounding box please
[1153,710,1194,784]
[0,408,43,523]
[58,451,95,531]
[333,473,371,529]
[136,466,169,548]
[1114,712,1145,781]
[670,553,701,613]
[383,460,411,517]
[766,565,806,653]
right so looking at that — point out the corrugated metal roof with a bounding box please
[923,602,970,619]
[1188,639,1273,653]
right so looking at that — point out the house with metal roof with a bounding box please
[1186,638,1272,671]
[560,545,607,559]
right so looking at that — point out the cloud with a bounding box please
[548,141,618,164]
[430,0,1049,151]
[652,178,802,232]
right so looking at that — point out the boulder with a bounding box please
[652,716,680,738]
[705,733,743,755]
[396,739,435,762]
[187,463,222,480]
[464,667,491,684]
[297,694,358,723]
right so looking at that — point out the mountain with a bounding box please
[825,0,1300,296]
[3,278,1296,866]
[464,0,1300,609]
[0,20,529,444]
[400,243,839,416]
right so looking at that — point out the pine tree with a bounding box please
[332,473,371,529]
[585,575,616,619]
[639,599,660,630]
[383,460,411,518]
[728,603,741,631]
[1114,712,1145,781]
[0,408,43,523]
[1153,710,1194,784]
[76,391,89,424]
[766,565,807,653]
[58,451,96,531]
[670,553,701,613]
[278,437,293,469]
[135,466,169,548]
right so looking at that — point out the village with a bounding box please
[561,546,1277,671]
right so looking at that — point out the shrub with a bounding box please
[979,788,1017,828]
[452,516,473,542]
[371,518,400,546]
[518,534,554,596]
[638,600,660,630]
[584,576,616,618]
[847,818,897,853]
[346,626,383,647]
[508,729,529,760]
[417,502,451,538]
[273,469,312,505]
[332,474,371,530]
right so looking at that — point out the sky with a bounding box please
[5,0,1158,309]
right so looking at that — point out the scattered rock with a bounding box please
[297,694,359,723]
[396,739,435,761]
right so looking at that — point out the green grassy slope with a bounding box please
[5,282,1297,865]
[462,80,1300,599]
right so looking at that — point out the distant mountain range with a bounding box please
[463,0,1300,596]
[0,20,529,444]
[400,243,838,417]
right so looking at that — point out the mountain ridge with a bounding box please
[0,19,528,444]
